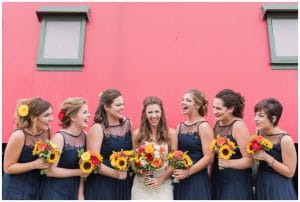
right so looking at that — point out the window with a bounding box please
[262,4,298,69]
[36,6,90,71]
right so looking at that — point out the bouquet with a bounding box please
[78,149,103,177]
[246,135,273,165]
[209,134,237,169]
[133,143,166,186]
[168,150,193,183]
[32,139,59,175]
[109,149,135,171]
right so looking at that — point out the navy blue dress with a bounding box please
[2,129,50,200]
[174,121,212,200]
[211,120,253,200]
[39,131,86,200]
[254,132,297,200]
[84,118,133,200]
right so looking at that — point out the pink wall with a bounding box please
[2,2,298,143]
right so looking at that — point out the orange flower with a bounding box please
[173,150,183,159]
[216,136,227,146]
[152,159,161,168]
[38,142,47,152]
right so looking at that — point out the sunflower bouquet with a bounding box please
[209,134,237,169]
[168,150,193,183]
[109,149,134,171]
[32,139,59,175]
[78,149,103,177]
[133,143,166,182]
[246,135,273,165]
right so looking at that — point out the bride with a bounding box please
[131,97,176,200]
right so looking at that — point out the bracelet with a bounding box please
[269,157,275,167]
[187,168,190,177]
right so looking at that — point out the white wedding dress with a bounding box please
[131,141,173,200]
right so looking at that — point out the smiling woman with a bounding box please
[2,97,53,200]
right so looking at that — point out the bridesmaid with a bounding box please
[39,97,89,199]
[131,96,177,200]
[211,89,253,199]
[3,98,53,199]
[173,89,214,200]
[84,89,133,200]
[253,98,297,200]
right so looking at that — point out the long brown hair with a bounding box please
[136,96,168,146]
[94,89,123,128]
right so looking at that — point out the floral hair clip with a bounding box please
[58,111,65,121]
[18,104,29,117]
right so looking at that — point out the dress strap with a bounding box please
[56,131,66,153]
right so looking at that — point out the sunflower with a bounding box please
[167,152,174,160]
[246,143,255,155]
[18,104,29,117]
[80,160,94,174]
[218,145,233,160]
[183,154,193,167]
[227,140,237,150]
[261,139,273,150]
[32,143,39,156]
[48,150,59,164]
[116,156,127,171]
[81,151,91,161]
[209,139,216,152]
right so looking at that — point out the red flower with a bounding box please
[146,154,154,162]
[251,141,261,151]
[91,155,100,167]
[138,146,145,154]
[58,111,65,121]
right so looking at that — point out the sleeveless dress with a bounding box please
[39,131,86,199]
[2,129,50,200]
[131,141,173,200]
[211,120,253,200]
[254,132,297,200]
[84,118,133,200]
[174,121,212,200]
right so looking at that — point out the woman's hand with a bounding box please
[173,169,189,180]
[252,150,268,161]
[33,158,49,169]
[145,176,163,189]
[218,158,231,168]
[116,170,127,180]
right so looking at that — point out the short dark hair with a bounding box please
[254,98,283,127]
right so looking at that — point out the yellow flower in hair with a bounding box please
[81,151,91,161]
[80,160,94,174]
[18,104,29,117]
[218,145,233,160]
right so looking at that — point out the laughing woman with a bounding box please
[39,97,89,199]
[253,98,297,200]
[84,89,133,200]
[3,98,53,200]
[173,89,214,200]
[211,89,253,200]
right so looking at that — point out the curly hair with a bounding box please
[136,96,168,146]
[94,89,124,128]
[185,89,209,116]
[215,89,245,118]
[15,97,52,129]
[59,97,87,129]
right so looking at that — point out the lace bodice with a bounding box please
[23,129,50,147]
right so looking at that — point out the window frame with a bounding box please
[36,6,90,71]
[262,4,298,70]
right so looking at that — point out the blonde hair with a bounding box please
[15,97,52,129]
[185,89,208,116]
[59,97,87,129]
